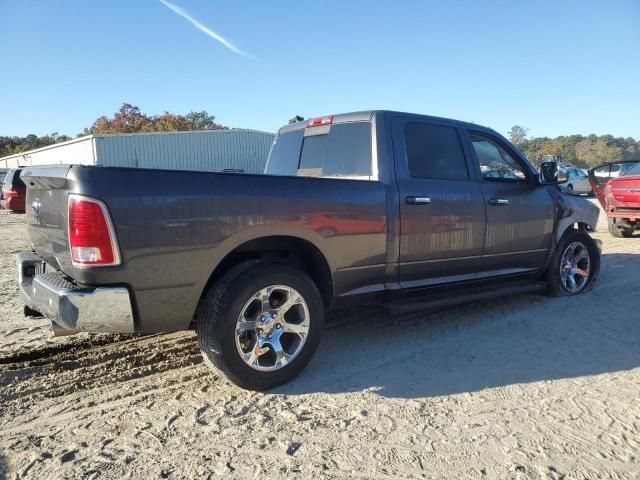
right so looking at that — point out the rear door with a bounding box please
[392,118,486,287]
[464,130,555,275]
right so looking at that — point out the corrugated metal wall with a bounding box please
[95,130,274,173]
[0,136,96,168]
[0,130,275,174]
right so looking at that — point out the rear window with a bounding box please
[405,123,469,180]
[298,134,327,175]
[266,122,372,178]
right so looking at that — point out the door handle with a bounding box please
[406,196,432,205]
[488,198,509,206]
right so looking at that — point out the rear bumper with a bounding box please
[16,251,135,334]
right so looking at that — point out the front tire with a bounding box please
[196,263,324,390]
[546,230,599,296]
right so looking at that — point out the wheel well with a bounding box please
[204,236,333,306]
[560,221,594,238]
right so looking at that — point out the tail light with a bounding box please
[307,116,334,127]
[68,194,121,266]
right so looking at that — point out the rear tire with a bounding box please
[545,230,599,297]
[608,218,634,238]
[196,263,324,390]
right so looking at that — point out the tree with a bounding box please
[0,132,71,156]
[183,111,225,130]
[575,139,623,167]
[538,139,564,157]
[87,104,226,134]
[0,104,230,156]
[507,125,529,146]
[89,103,153,134]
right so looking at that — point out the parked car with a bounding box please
[16,111,601,390]
[589,160,640,238]
[561,167,592,195]
[0,168,8,184]
[0,168,26,212]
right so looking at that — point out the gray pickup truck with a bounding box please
[17,111,601,390]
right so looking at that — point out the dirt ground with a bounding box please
[0,205,638,479]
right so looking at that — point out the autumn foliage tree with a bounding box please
[86,103,227,135]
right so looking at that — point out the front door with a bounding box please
[465,131,555,276]
[392,118,486,288]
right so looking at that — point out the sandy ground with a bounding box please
[0,204,639,480]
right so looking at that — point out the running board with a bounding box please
[385,280,547,315]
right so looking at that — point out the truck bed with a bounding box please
[22,165,388,332]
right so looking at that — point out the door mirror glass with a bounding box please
[540,161,567,184]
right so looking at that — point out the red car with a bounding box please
[0,168,26,213]
[589,161,640,237]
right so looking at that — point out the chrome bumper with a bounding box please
[17,251,135,334]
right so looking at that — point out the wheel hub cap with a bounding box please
[235,285,310,372]
[258,312,276,333]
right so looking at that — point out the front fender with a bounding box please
[551,187,600,241]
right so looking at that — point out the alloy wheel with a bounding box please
[235,285,310,371]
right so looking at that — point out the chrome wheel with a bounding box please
[559,241,591,293]
[235,285,310,372]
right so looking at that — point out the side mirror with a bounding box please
[539,161,567,184]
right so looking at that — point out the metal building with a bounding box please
[0,129,275,174]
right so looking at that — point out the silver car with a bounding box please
[562,167,592,195]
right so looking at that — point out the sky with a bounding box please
[0,0,639,139]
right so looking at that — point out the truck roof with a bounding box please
[277,110,492,135]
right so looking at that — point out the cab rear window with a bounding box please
[266,122,372,178]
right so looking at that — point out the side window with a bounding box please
[404,123,469,180]
[470,134,526,182]
[265,130,304,176]
[625,162,640,176]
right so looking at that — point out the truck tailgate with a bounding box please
[21,166,74,273]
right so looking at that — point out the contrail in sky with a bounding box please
[158,0,253,59]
